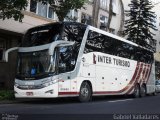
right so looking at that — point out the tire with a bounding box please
[133,84,140,98]
[78,82,92,102]
[140,85,146,97]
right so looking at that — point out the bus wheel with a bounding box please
[140,85,146,97]
[133,84,140,98]
[78,82,92,102]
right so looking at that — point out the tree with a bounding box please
[51,0,87,21]
[0,0,87,22]
[0,0,28,22]
[124,0,157,50]
[106,0,113,31]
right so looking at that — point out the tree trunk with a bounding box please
[106,0,113,31]
[58,16,64,22]
[118,0,125,36]
[92,0,100,27]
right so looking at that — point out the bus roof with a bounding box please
[27,22,87,31]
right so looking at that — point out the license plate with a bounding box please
[26,92,33,96]
[25,82,34,85]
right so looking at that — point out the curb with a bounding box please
[0,100,19,104]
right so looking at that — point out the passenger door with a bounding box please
[57,46,73,95]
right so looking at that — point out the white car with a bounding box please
[155,80,160,93]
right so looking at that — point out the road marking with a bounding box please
[108,99,133,103]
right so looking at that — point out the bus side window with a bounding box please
[145,51,153,64]
[58,46,77,74]
[84,31,116,54]
[134,48,146,63]
[103,36,115,55]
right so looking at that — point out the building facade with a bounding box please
[0,1,55,89]
[152,0,160,52]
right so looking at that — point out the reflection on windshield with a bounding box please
[21,23,63,47]
[16,50,55,79]
[58,46,77,74]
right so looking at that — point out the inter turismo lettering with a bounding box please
[98,55,112,64]
[113,58,130,67]
[97,55,130,67]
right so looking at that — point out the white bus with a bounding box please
[5,22,156,102]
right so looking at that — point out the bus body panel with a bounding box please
[146,63,156,94]
[58,72,71,96]
[14,77,59,98]
[79,52,136,95]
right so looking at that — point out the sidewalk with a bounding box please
[0,99,20,104]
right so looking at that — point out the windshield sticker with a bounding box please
[31,68,36,75]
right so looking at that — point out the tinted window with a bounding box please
[84,30,153,63]
[58,46,77,73]
[115,40,134,59]
[63,24,86,55]
[84,31,109,53]
[22,23,63,47]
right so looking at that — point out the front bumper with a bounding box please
[14,84,58,98]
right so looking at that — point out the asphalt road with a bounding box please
[0,94,160,120]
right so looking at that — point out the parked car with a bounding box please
[155,80,160,93]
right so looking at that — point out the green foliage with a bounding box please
[0,0,28,22]
[0,0,87,22]
[0,90,14,100]
[41,0,87,21]
[124,0,157,50]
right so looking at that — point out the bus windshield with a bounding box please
[21,23,63,47]
[16,49,56,80]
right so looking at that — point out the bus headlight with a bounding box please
[14,83,19,87]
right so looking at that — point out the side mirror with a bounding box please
[4,47,19,62]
